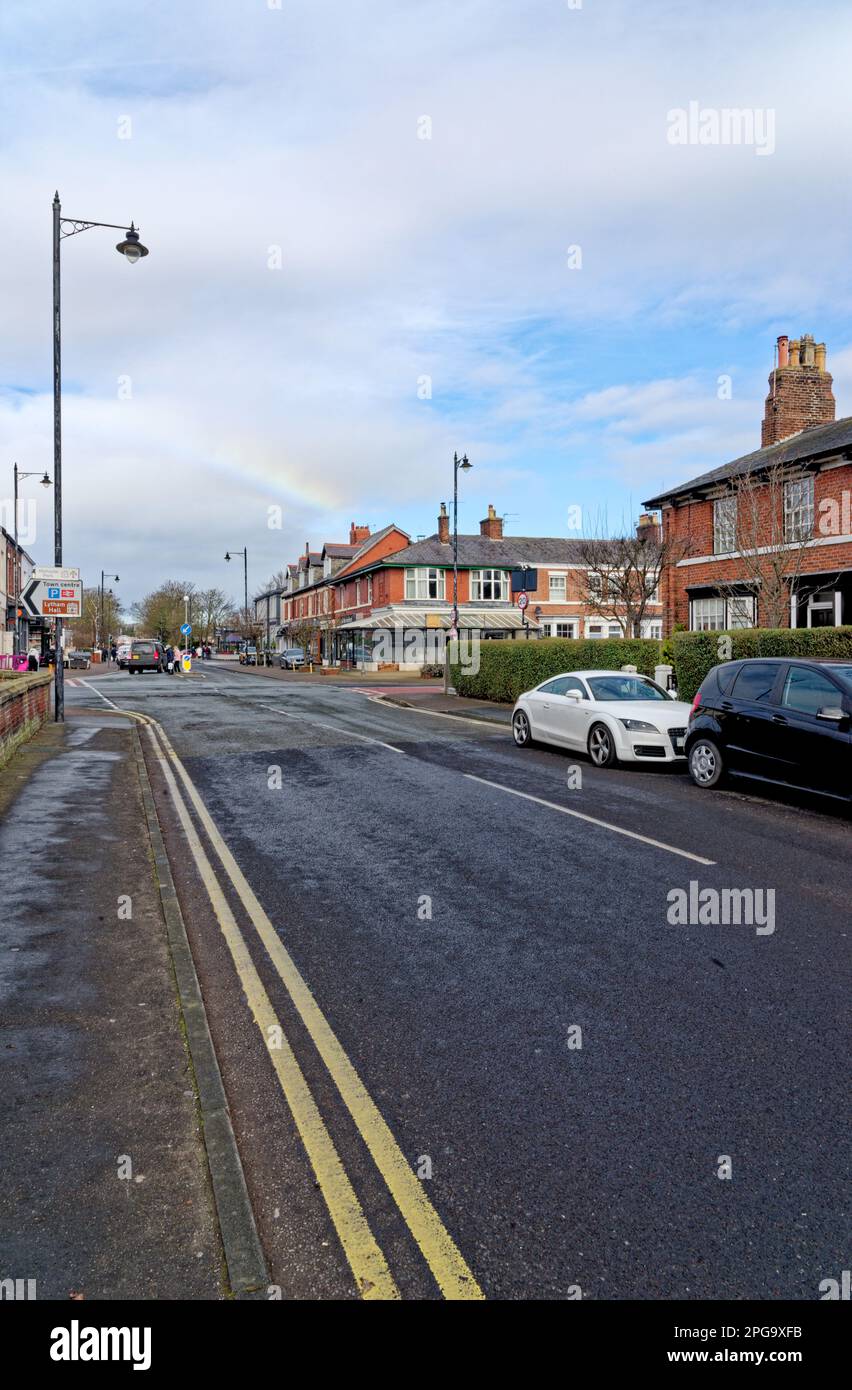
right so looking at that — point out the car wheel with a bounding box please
[688,737,725,789]
[512,709,533,747]
[588,722,618,768]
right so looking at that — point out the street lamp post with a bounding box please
[99,571,119,654]
[11,464,51,654]
[444,452,472,694]
[52,191,149,721]
[225,549,249,644]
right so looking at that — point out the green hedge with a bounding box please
[451,637,663,703]
[672,625,852,701]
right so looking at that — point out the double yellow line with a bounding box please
[130,708,483,1302]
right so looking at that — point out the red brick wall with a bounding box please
[662,463,852,630]
[0,673,51,764]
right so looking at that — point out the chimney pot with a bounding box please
[777,334,789,368]
[437,502,450,544]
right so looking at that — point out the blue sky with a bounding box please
[2,0,852,612]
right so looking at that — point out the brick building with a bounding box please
[645,334,852,634]
[271,508,663,669]
[1,526,35,657]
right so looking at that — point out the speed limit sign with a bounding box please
[517,592,529,610]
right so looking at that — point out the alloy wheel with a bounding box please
[690,740,719,786]
[513,710,531,746]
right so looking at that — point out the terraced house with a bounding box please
[646,334,852,635]
[271,506,663,670]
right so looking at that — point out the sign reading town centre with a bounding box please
[21,571,83,619]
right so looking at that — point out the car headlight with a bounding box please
[619,718,659,732]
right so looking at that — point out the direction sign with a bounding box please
[516,592,529,610]
[180,623,192,636]
[21,577,82,619]
[33,565,80,583]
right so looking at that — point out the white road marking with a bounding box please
[260,703,405,754]
[464,773,716,865]
[78,679,121,710]
[365,693,505,731]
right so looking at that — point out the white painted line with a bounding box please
[464,773,716,865]
[79,678,121,710]
[366,693,506,731]
[260,704,404,754]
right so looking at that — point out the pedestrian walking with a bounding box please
[27,647,39,672]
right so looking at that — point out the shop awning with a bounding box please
[338,608,538,632]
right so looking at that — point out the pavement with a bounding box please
[0,708,261,1300]
[39,662,850,1302]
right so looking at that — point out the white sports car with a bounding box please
[511,669,693,767]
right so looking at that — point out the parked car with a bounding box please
[116,641,133,669]
[68,650,92,670]
[127,639,164,674]
[512,670,693,766]
[279,647,306,670]
[686,657,852,802]
[239,645,258,665]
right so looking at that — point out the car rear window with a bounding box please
[133,642,155,653]
[731,662,778,703]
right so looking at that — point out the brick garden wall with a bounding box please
[0,671,52,769]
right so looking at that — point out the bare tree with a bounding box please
[576,526,691,637]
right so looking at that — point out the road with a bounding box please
[65,662,850,1300]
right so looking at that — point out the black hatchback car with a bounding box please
[685,657,852,802]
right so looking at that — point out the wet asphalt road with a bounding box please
[66,664,850,1300]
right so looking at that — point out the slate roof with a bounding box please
[378,534,599,567]
[643,416,852,508]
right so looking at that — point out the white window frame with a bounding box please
[713,495,737,554]
[690,594,755,631]
[470,568,509,602]
[405,567,445,600]
[548,572,567,600]
[784,476,814,543]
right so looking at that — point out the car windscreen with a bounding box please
[586,676,670,702]
[830,665,852,689]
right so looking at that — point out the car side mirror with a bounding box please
[564,690,584,702]
[816,706,845,722]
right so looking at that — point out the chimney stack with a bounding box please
[762,332,835,447]
[636,512,661,545]
[349,523,370,546]
[479,503,503,540]
[437,502,450,544]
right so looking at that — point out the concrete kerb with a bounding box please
[120,710,270,1298]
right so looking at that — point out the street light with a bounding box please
[225,549,250,648]
[445,452,472,694]
[11,464,52,655]
[52,191,149,721]
[99,572,119,653]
